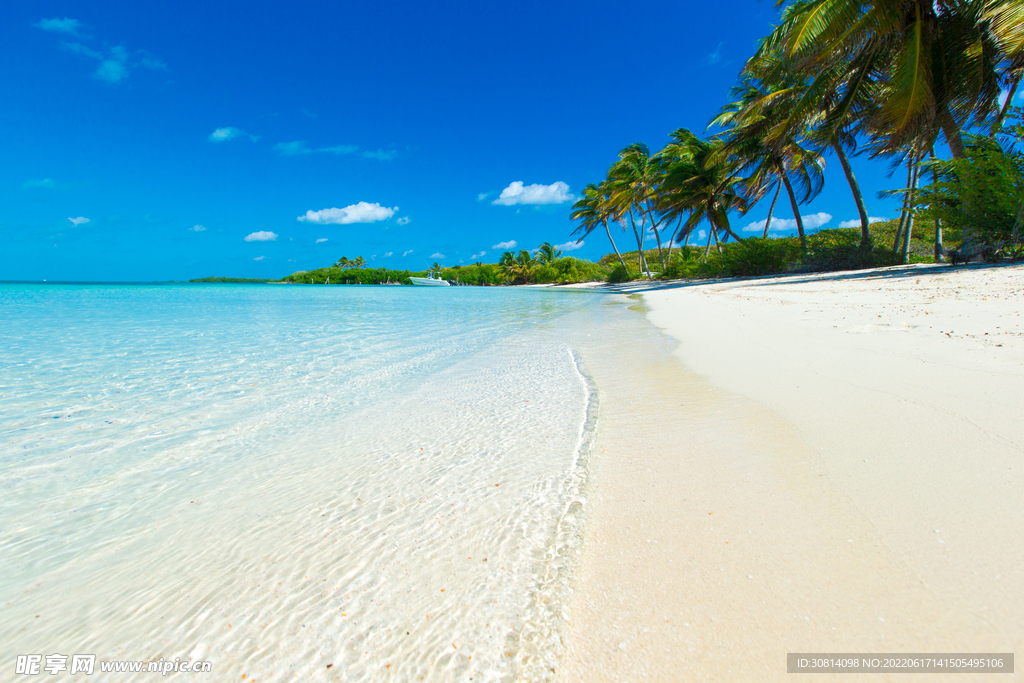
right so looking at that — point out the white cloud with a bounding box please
[555,240,584,252]
[697,230,707,241]
[63,42,102,59]
[383,251,393,257]
[741,212,832,233]
[320,144,358,155]
[403,249,414,256]
[209,127,255,142]
[253,256,265,261]
[702,42,724,66]
[68,216,90,226]
[470,250,487,259]
[190,224,206,232]
[57,40,155,85]
[276,142,358,155]
[244,231,278,242]
[275,140,312,155]
[363,149,397,161]
[297,202,397,225]
[23,178,55,189]
[396,216,411,226]
[430,252,445,259]
[36,17,81,34]
[838,216,887,228]
[316,237,328,243]
[492,240,517,250]
[94,46,128,83]
[477,193,490,201]
[140,55,166,70]
[741,218,770,233]
[492,181,573,206]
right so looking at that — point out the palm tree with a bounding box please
[570,182,630,272]
[710,74,826,253]
[336,256,350,269]
[515,249,536,275]
[658,129,748,259]
[764,0,1004,160]
[498,251,516,282]
[607,143,669,269]
[737,53,877,247]
[354,256,365,269]
[431,261,442,271]
[988,1,1024,133]
[535,242,562,264]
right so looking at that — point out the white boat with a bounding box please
[409,271,450,286]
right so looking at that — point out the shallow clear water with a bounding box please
[0,284,607,681]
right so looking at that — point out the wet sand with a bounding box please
[559,263,1024,682]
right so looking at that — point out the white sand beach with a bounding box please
[559,263,1024,681]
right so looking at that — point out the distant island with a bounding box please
[189,276,278,283]
[191,243,612,286]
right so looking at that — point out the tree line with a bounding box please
[571,0,1024,278]
[279,243,610,285]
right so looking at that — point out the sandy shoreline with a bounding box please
[559,263,1024,681]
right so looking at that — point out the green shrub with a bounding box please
[715,238,800,276]
[916,135,1024,247]
[607,264,634,283]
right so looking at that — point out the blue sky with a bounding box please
[5,1,1005,281]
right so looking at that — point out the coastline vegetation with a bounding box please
[276,244,611,286]
[196,2,1023,288]
[571,0,1024,282]
[189,276,277,283]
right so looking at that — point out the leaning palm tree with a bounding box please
[763,0,1003,160]
[659,129,748,259]
[988,1,1024,132]
[710,74,826,253]
[735,54,876,247]
[571,182,630,271]
[607,143,669,269]
[354,256,365,269]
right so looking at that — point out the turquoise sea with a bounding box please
[0,283,613,682]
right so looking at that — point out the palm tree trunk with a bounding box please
[892,158,914,252]
[703,227,715,260]
[832,141,872,248]
[762,183,782,238]
[900,154,921,264]
[645,203,667,270]
[780,168,808,252]
[938,106,966,159]
[626,214,650,275]
[604,220,629,272]
[719,220,746,244]
[991,73,1021,135]
[666,216,683,262]
[713,228,723,253]
[929,148,944,262]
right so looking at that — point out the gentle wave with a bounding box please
[0,284,606,681]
